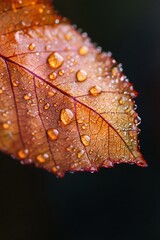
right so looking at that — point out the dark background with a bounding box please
[0,0,159,239]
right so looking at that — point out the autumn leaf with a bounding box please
[0,0,147,177]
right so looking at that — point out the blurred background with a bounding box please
[0,0,159,239]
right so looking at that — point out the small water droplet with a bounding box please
[64,32,72,41]
[28,43,36,51]
[78,45,89,56]
[49,72,57,80]
[81,135,91,147]
[24,93,31,100]
[44,103,50,110]
[76,69,88,82]
[47,52,64,69]
[112,67,118,77]
[47,128,59,141]
[89,85,102,96]
[38,7,44,13]
[18,149,29,159]
[2,122,10,129]
[36,153,49,163]
[58,69,65,76]
[47,89,56,97]
[12,80,19,87]
[77,149,85,159]
[119,97,124,105]
[135,116,141,126]
[66,145,74,152]
[60,108,73,125]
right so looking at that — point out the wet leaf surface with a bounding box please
[0,0,147,177]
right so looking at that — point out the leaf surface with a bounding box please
[0,0,147,176]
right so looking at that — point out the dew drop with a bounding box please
[47,89,56,97]
[78,45,89,56]
[81,135,91,147]
[76,69,88,82]
[49,72,57,80]
[135,116,141,126]
[77,149,85,159]
[36,153,49,163]
[60,108,73,125]
[2,122,10,129]
[38,7,44,13]
[44,103,50,110]
[47,52,64,69]
[89,85,102,96]
[18,149,29,159]
[24,93,31,100]
[112,67,118,77]
[58,69,65,76]
[28,43,36,51]
[66,145,74,152]
[119,97,124,105]
[47,128,59,141]
[12,80,19,87]
[64,32,72,41]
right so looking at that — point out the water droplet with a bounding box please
[18,149,29,159]
[24,93,31,100]
[78,45,89,56]
[119,97,124,105]
[66,145,74,152]
[47,128,59,141]
[64,32,72,41]
[76,69,88,82]
[47,89,56,97]
[38,7,44,13]
[44,103,50,110]
[89,85,102,96]
[58,69,65,76]
[60,108,73,125]
[12,80,19,87]
[77,149,85,159]
[112,67,118,77]
[49,72,57,80]
[52,166,58,173]
[28,43,36,51]
[2,122,10,129]
[135,116,141,126]
[81,135,91,147]
[36,153,49,163]
[47,52,64,69]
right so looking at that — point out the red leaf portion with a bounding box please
[0,0,147,176]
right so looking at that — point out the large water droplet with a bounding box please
[60,108,73,125]
[81,135,91,147]
[47,52,64,69]
[76,69,88,82]
[47,128,59,141]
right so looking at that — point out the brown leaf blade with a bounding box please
[0,0,147,176]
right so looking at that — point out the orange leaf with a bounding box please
[0,0,147,177]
